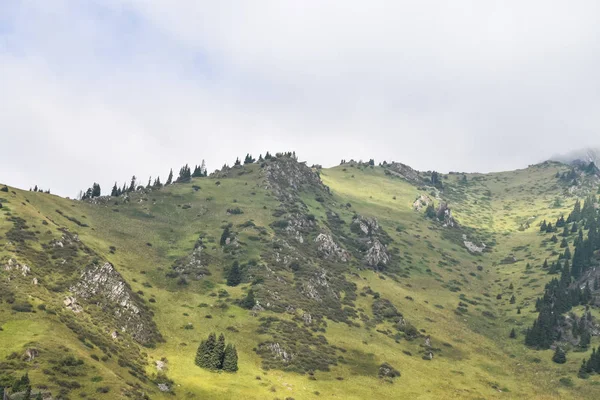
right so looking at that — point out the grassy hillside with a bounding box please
[1,156,599,399]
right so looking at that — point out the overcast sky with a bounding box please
[1,1,599,197]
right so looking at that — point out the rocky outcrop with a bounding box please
[364,239,390,267]
[351,215,391,270]
[64,296,83,313]
[262,342,293,363]
[436,202,457,228]
[462,234,486,253]
[301,268,334,302]
[314,233,349,262]
[71,262,162,345]
[3,258,31,277]
[263,155,326,202]
[23,348,39,362]
[352,215,380,236]
[284,213,317,243]
[573,266,600,306]
[413,194,432,211]
[555,311,600,346]
[172,237,210,279]
[383,162,424,185]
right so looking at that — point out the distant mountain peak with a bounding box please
[549,147,600,166]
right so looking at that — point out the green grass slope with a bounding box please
[1,157,599,399]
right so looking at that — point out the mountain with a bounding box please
[550,147,600,168]
[1,154,600,399]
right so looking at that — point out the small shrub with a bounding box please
[12,302,33,312]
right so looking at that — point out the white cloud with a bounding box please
[1,1,599,196]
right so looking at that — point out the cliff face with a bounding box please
[71,262,162,346]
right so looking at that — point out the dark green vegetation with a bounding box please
[1,154,600,399]
[195,333,238,372]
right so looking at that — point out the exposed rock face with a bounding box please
[314,233,349,262]
[157,383,171,392]
[262,342,293,363]
[301,268,334,302]
[263,156,326,202]
[352,215,379,236]
[71,262,162,345]
[172,237,209,279]
[436,202,457,228]
[573,266,600,306]
[462,234,486,253]
[302,312,313,325]
[555,311,600,346]
[364,239,390,267]
[156,359,167,372]
[23,348,38,362]
[284,213,316,243]
[3,258,30,276]
[384,162,424,185]
[352,215,391,269]
[378,362,401,379]
[64,296,83,313]
[413,194,432,211]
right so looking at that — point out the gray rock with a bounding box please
[71,262,162,345]
[314,233,349,262]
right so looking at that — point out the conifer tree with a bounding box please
[540,220,547,232]
[166,169,173,185]
[192,165,202,177]
[552,347,566,364]
[220,226,230,246]
[92,183,101,197]
[562,226,569,237]
[563,246,571,260]
[571,222,579,234]
[580,330,591,349]
[23,385,31,400]
[196,333,216,368]
[222,344,238,372]
[226,261,242,286]
[111,182,118,196]
[509,328,516,339]
[510,295,516,304]
[128,176,136,192]
[234,157,241,166]
[177,164,191,182]
[240,289,256,309]
[210,333,226,370]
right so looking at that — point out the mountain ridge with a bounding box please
[1,154,600,399]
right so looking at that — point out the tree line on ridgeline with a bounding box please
[77,152,293,199]
[78,160,208,199]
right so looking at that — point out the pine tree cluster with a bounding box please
[525,195,600,350]
[578,347,600,379]
[29,185,51,194]
[195,333,238,372]
[80,160,208,200]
